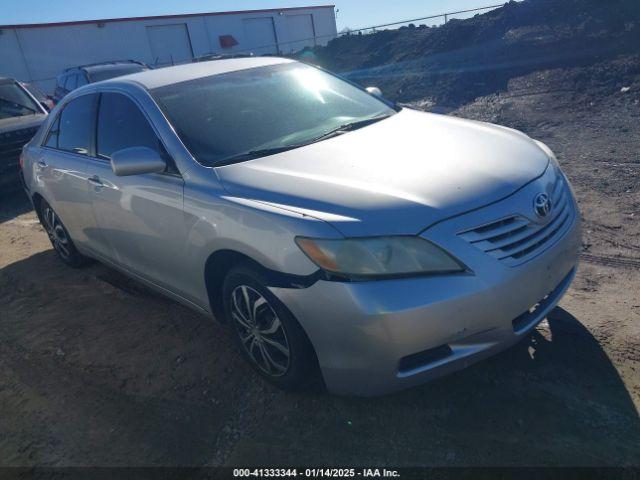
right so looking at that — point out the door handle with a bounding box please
[37,160,47,168]
[88,175,103,187]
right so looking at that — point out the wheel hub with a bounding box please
[230,285,290,377]
[43,207,70,259]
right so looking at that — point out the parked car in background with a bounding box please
[0,76,47,193]
[21,82,55,111]
[21,58,580,396]
[193,53,255,62]
[53,60,149,104]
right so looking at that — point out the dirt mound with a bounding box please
[300,0,640,107]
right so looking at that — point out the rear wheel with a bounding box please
[223,264,318,391]
[40,200,89,268]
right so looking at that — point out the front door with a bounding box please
[86,92,188,295]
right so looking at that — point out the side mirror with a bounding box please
[110,147,166,176]
[366,86,383,97]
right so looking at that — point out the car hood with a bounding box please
[216,109,549,236]
[0,113,47,135]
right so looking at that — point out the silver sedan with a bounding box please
[20,57,580,396]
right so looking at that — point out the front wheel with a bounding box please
[223,264,319,391]
[40,200,89,268]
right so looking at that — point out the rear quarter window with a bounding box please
[45,94,96,155]
[64,74,77,91]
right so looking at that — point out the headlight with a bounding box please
[295,236,466,278]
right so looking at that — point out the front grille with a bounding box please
[0,126,39,188]
[458,175,573,266]
[0,126,39,157]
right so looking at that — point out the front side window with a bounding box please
[96,92,165,160]
[44,94,96,155]
[0,80,42,119]
[151,62,396,166]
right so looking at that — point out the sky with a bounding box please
[0,0,503,31]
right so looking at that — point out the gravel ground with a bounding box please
[0,67,639,467]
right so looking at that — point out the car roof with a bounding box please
[106,56,294,90]
[0,76,15,84]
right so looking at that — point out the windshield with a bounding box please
[151,63,397,166]
[88,64,148,82]
[0,81,41,119]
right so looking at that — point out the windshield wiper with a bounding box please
[0,97,38,115]
[306,113,394,143]
[215,145,305,166]
[214,113,394,167]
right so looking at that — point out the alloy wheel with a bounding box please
[43,206,71,260]
[230,285,290,377]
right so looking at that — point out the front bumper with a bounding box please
[271,180,581,396]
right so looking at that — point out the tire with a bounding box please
[39,200,89,268]
[223,263,319,391]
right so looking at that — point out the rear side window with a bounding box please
[64,74,77,91]
[96,93,167,161]
[77,73,89,87]
[45,94,96,155]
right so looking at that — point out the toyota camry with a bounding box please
[20,57,580,396]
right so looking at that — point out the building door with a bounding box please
[242,17,278,55]
[284,14,315,53]
[146,24,194,66]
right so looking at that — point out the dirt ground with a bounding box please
[1,72,639,468]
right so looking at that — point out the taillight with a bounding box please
[19,150,26,170]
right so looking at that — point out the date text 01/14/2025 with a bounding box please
[233,468,401,478]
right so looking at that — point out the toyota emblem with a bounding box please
[533,192,552,219]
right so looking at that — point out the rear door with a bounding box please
[39,93,97,245]
[86,91,188,293]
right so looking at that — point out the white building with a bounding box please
[0,5,337,92]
